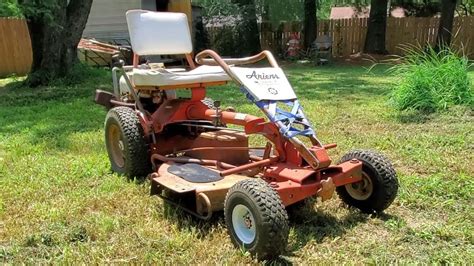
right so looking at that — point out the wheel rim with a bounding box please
[232,204,256,244]
[108,124,125,168]
[345,172,373,200]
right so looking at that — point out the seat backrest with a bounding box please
[126,10,193,56]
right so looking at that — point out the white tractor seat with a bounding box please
[126,65,230,88]
[124,11,230,89]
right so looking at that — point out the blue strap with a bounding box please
[264,100,315,138]
[240,86,316,139]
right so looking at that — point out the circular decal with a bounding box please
[268,87,278,95]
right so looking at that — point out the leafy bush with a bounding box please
[0,0,22,17]
[390,46,473,112]
[50,63,110,86]
[210,26,239,57]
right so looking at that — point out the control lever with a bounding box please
[212,100,222,127]
[112,53,125,68]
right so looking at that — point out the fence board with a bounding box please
[0,18,32,77]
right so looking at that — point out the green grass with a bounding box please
[1,64,473,264]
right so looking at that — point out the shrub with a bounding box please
[210,26,239,57]
[50,63,109,86]
[390,46,473,112]
[0,0,22,17]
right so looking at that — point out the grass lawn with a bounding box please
[0,64,473,264]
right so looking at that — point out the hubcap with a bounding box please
[232,204,256,244]
[108,124,125,168]
[345,172,373,200]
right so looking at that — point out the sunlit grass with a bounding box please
[0,64,473,263]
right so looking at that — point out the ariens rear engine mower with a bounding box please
[94,10,399,260]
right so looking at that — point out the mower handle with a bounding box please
[195,49,324,169]
[195,50,279,72]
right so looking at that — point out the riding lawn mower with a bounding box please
[94,10,399,260]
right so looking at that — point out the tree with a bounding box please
[194,12,210,53]
[232,0,261,55]
[392,0,440,17]
[364,0,389,54]
[333,0,388,53]
[18,0,93,86]
[0,0,22,17]
[457,0,473,16]
[436,0,457,49]
[303,0,317,50]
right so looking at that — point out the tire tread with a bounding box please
[105,106,150,178]
[336,149,398,212]
[224,179,289,260]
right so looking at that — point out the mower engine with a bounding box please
[185,130,249,166]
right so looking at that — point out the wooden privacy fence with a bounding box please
[208,16,474,58]
[0,18,32,77]
[0,17,473,77]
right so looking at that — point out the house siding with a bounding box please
[83,0,192,42]
[83,0,141,41]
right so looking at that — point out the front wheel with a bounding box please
[224,179,289,260]
[336,150,399,213]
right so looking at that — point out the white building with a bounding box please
[83,0,192,42]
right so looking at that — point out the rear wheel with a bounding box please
[336,150,398,213]
[105,106,150,179]
[224,179,289,260]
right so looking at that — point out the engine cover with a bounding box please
[185,130,249,165]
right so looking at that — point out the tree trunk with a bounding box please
[232,0,261,56]
[303,0,317,50]
[436,0,457,49]
[21,0,93,86]
[194,14,210,53]
[61,0,94,74]
[27,16,45,72]
[364,0,388,54]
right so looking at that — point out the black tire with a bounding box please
[105,106,151,179]
[224,179,289,260]
[336,150,398,213]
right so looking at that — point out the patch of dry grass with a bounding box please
[0,65,472,263]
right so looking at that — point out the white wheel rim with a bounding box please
[232,204,256,244]
[345,172,373,200]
